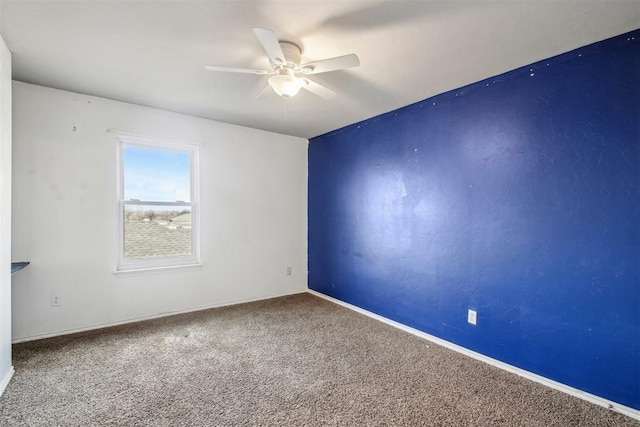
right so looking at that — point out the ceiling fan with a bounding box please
[204,28,360,99]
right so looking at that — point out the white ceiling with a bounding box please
[1,1,638,139]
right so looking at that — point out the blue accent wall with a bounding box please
[308,30,640,409]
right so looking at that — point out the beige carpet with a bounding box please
[0,293,636,426]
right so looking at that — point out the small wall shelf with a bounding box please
[11,262,30,276]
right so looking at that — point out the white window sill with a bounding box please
[113,263,202,277]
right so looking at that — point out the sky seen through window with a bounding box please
[123,145,191,203]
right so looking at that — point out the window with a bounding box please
[116,133,199,271]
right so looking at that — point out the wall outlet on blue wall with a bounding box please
[468,309,477,325]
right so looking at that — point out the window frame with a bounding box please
[115,132,200,272]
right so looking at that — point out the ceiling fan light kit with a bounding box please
[204,28,359,99]
[268,69,307,98]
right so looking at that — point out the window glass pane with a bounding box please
[123,145,191,202]
[124,205,192,259]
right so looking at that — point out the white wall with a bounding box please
[11,82,308,341]
[0,34,13,393]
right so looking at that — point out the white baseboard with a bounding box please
[307,289,640,421]
[0,366,14,397]
[12,288,307,344]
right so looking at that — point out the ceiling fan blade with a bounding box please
[204,65,270,75]
[300,54,360,74]
[302,79,336,99]
[253,28,286,66]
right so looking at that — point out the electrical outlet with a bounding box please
[468,309,477,325]
[51,294,61,307]
[286,266,292,276]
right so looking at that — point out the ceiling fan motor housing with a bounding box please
[277,42,302,69]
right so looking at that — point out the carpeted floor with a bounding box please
[0,293,636,426]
